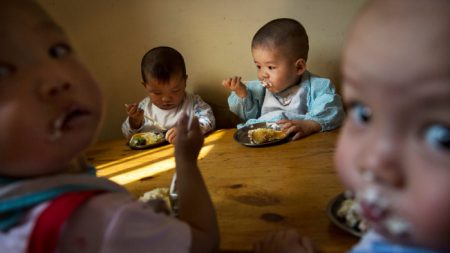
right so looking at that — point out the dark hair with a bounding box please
[141,46,187,83]
[252,18,309,61]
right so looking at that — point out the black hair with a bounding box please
[252,18,309,61]
[141,46,187,83]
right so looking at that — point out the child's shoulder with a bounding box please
[305,71,332,85]
[304,71,336,93]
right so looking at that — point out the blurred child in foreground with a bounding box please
[0,1,219,252]
[254,0,450,252]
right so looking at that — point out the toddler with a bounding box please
[254,0,450,252]
[122,46,215,143]
[222,18,345,140]
[0,1,219,252]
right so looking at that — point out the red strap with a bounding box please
[27,190,104,253]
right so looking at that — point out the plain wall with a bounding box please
[38,0,367,141]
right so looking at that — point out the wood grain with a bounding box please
[86,129,358,253]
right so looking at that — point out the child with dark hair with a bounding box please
[123,46,215,143]
[223,18,344,140]
[0,1,219,252]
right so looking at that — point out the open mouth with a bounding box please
[48,105,91,141]
[357,187,412,237]
[261,80,273,88]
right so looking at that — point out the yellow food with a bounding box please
[130,132,164,146]
[248,128,287,144]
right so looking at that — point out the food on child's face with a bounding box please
[359,186,412,237]
[384,215,412,237]
[129,132,164,147]
[248,128,287,144]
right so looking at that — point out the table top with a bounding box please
[86,129,358,253]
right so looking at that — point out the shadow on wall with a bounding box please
[210,102,242,129]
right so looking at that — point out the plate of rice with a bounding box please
[233,122,289,147]
[128,132,167,150]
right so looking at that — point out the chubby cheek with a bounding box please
[148,94,162,106]
[402,187,450,249]
[413,210,450,250]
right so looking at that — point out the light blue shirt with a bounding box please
[227,71,345,130]
[350,230,444,253]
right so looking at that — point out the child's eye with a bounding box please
[172,89,181,93]
[0,63,16,80]
[268,66,275,70]
[349,102,372,125]
[49,43,72,58]
[256,65,261,70]
[424,124,450,151]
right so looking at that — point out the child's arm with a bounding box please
[253,229,315,253]
[222,76,247,98]
[174,114,220,253]
[302,78,345,131]
[224,78,266,121]
[121,102,145,139]
[165,127,177,143]
[192,95,215,134]
[280,77,345,132]
[125,103,144,129]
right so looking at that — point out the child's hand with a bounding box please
[165,127,177,143]
[174,113,204,165]
[222,76,248,98]
[277,119,321,140]
[253,229,315,253]
[125,103,144,129]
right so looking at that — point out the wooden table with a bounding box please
[86,129,358,253]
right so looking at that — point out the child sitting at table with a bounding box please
[253,0,450,253]
[0,1,219,252]
[222,18,345,140]
[122,46,215,143]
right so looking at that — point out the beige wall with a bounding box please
[38,0,367,141]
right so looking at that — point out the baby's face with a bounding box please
[143,72,186,110]
[0,1,103,177]
[251,46,304,94]
[336,3,450,251]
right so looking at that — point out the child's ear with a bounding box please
[295,58,307,76]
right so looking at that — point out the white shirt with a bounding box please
[122,93,215,139]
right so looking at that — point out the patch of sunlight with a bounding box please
[204,129,226,144]
[108,144,215,185]
[95,147,173,172]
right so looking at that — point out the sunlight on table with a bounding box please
[93,130,225,185]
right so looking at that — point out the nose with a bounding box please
[161,95,172,103]
[35,64,72,101]
[359,133,405,188]
[38,81,71,101]
[258,69,269,80]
